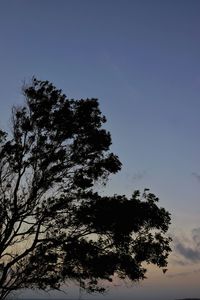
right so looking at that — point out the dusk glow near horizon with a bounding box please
[1,1,200,299]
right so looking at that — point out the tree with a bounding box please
[0,78,171,299]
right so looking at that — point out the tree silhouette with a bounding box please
[0,79,171,299]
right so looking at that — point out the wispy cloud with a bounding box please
[131,170,147,182]
[174,227,200,263]
[125,170,147,183]
[167,268,200,278]
[192,172,200,182]
[175,243,200,262]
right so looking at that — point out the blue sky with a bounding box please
[1,1,200,299]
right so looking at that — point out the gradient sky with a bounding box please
[1,1,200,299]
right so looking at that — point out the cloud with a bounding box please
[175,243,200,262]
[131,170,147,181]
[170,258,190,266]
[192,227,200,247]
[174,227,200,263]
[125,170,147,183]
[192,172,200,182]
[167,268,200,278]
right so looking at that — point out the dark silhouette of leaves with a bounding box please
[0,78,171,299]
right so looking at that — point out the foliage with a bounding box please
[0,79,171,299]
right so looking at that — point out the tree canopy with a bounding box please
[0,78,171,299]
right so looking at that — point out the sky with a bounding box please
[1,0,200,299]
